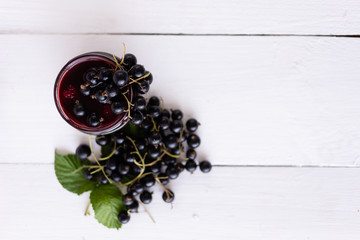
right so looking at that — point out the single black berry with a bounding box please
[106,157,118,170]
[158,116,170,130]
[95,135,111,146]
[129,182,144,196]
[118,210,130,224]
[141,174,155,187]
[87,113,101,127]
[105,84,119,98]
[73,103,85,117]
[111,172,122,182]
[144,71,153,85]
[140,191,152,204]
[80,84,91,96]
[118,162,130,175]
[111,101,125,115]
[113,70,129,87]
[162,190,175,203]
[187,134,201,148]
[166,165,179,179]
[170,120,183,134]
[185,159,197,172]
[148,131,162,145]
[85,68,98,85]
[199,161,212,173]
[99,67,112,82]
[131,110,144,125]
[122,193,135,206]
[113,131,125,144]
[148,96,160,106]
[129,64,145,78]
[171,109,183,120]
[161,109,171,118]
[136,80,150,94]
[133,96,147,111]
[148,105,161,118]
[148,144,161,159]
[164,134,178,149]
[126,200,139,213]
[122,53,137,70]
[136,138,146,151]
[150,161,162,173]
[186,149,197,160]
[186,118,199,132]
[98,174,109,184]
[76,144,91,160]
[83,169,94,180]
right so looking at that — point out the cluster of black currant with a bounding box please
[75,96,211,224]
[73,53,153,127]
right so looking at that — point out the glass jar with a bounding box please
[54,52,133,135]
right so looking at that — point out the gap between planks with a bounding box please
[0,31,360,38]
[1,162,360,168]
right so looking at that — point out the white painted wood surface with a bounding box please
[1,1,360,239]
[1,35,360,166]
[1,165,360,240]
[0,0,360,35]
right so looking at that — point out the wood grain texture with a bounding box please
[1,0,360,35]
[0,165,360,240]
[1,35,360,166]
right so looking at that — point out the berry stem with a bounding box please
[139,201,156,223]
[98,142,117,161]
[89,135,113,184]
[84,199,91,216]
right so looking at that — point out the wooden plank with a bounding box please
[1,35,360,166]
[0,165,360,239]
[1,0,360,35]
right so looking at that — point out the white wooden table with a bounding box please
[1,1,360,239]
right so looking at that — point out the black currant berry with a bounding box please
[161,109,171,118]
[158,116,170,130]
[105,84,119,98]
[141,118,153,131]
[133,96,147,111]
[118,162,130,175]
[186,118,199,132]
[136,138,146,151]
[85,68,98,85]
[73,103,85,117]
[113,131,125,144]
[162,190,175,203]
[111,172,122,182]
[148,105,161,118]
[87,113,101,127]
[106,157,118,171]
[122,53,137,70]
[164,134,178,149]
[126,200,139,213]
[76,144,91,160]
[95,90,107,102]
[129,182,144,196]
[83,169,94,180]
[98,174,109,184]
[129,64,145,78]
[148,96,160,106]
[166,165,179,179]
[132,163,142,174]
[99,68,112,82]
[122,193,135,206]
[170,120,183,134]
[185,159,197,172]
[124,152,136,163]
[187,134,201,148]
[136,80,150,94]
[148,131,162,145]
[131,110,144,125]
[118,210,130,224]
[144,71,153,85]
[148,145,161,159]
[113,70,129,87]
[80,84,91,96]
[199,161,212,173]
[95,135,111,146]
[163,156,176,166]
[111,101,125,115]
[140,191,152,204]
[171,109,183,120]
[141,174,155,188]
[150,161,162,173]
[186,149,197,160]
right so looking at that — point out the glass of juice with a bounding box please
[54,52,133,135]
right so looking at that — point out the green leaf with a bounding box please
[54,152,96,195]
[90,184,125,229]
